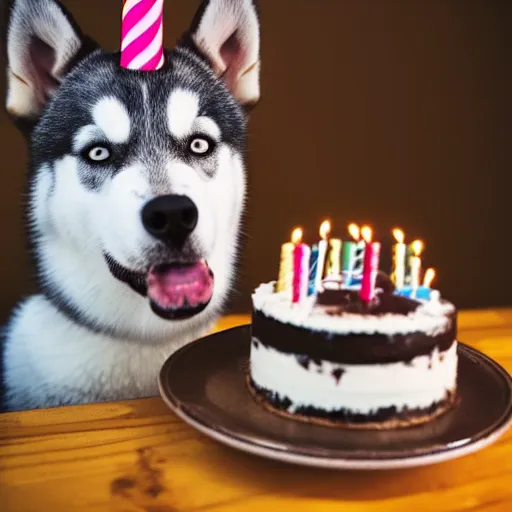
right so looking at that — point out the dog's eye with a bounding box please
[87,146,111,162]
[188,137,214,156]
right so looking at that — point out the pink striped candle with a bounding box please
[360,241,381,302]
[120,0,165,71]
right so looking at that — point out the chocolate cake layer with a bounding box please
[251,309,457,364]
[249,378,455,426]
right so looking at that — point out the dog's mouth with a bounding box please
[104,253,214,320]
[146,260,214,320]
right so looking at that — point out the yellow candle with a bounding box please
[277,228,301,293]
[391,228,406,289]
[326,238,342,276]
[423,268,436,288]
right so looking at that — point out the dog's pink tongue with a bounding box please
[147,261,214,310]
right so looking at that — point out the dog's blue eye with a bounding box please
[87,146,111,162]
[189,137,213,156]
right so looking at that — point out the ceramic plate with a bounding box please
[158,325,512,470]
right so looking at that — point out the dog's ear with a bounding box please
[5,0,98,127]
[186,0,260,107]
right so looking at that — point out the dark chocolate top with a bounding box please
[317,289,420,315]
[317,271,408,315]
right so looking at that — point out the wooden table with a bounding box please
[1,309,512,512]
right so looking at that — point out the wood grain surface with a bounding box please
[1,310,511,512]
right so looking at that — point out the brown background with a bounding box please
[0,0,510,324]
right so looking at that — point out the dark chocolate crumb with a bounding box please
[331,368,345,384]
[296,355,310,370]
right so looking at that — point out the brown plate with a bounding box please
[158,325,512,470]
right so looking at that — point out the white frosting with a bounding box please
[252,282,455,336]
[250,340,458,414]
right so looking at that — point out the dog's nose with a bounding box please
[141,195,198,246]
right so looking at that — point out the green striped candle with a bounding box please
[341,241,358,284]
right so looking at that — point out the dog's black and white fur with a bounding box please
[2,0,260,411]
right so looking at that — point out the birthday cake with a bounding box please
[248,223,458,429]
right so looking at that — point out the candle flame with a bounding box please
[412,239,424,256]
[423,268,436,288]
[348,223,360,241]
[361,225,373,243]
[291,227,303,244]
[393,228,405,244]
[319,220,331,240]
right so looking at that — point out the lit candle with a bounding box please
[410,240,424,293]
[307,244,320,295]
[292,229,311,303]
[325,238,342,276]
[360,227,381,302]
[405,239,423,285]
[361,226,372,244]
[423,268,436,288]
[357,226,371,273]
[391,228,406,289]
[277,228,300,293]
[341,223,361,286]
[313,220,330,292]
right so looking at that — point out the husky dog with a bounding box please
[2,0,260,411]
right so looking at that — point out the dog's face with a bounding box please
[6,0,260,334]
[30,51,248,320]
